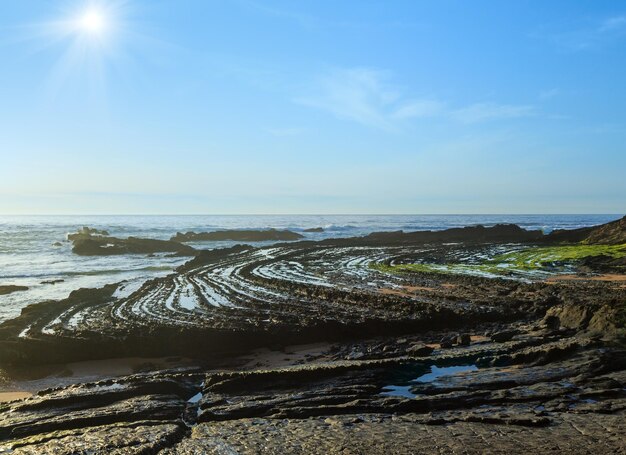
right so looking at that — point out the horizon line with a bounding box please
[0,213,622,217]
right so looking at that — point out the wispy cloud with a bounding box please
[539,88,560,100]
[392,100,445,119]
[294,68,404,130]
[538,14,626,51]
[296,67,535,130]
[452,103,535,124]
[599,15,626,33]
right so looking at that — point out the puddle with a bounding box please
[381,364,478,399]
[187,392,203,403]
[415,365,478,383]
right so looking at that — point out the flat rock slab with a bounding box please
[163,412,626,454]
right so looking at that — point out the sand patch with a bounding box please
[236,342,331,370]
[0,391,32,403]
[378,285,442,297]
[0,357,197,396]
[546,274,626,283]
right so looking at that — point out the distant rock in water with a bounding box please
[67,226,109,241]
[361,224,544,244]
[0,285,28,296]
[67,228,195,256]
[304,227,324,233]
[171,229,304,242]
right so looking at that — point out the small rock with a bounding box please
[440,334,456,349]
[346,351,365,360]
[542,315,560,330]
[491,330,518,343]
[407,343,434,357]
[456,333,471,346]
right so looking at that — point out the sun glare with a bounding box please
[77,9,106,35]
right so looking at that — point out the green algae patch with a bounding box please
[372,243,626,277]
[490,243,626,271]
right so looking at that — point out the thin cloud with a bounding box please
[538,14,626,51]
[539,88,560,100]
[452,103,535,124]
[599,15,626,33]
[296,67,536,130]
[392,100,445,119]
[294,68,401,130]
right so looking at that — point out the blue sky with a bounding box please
[0,0,624,214]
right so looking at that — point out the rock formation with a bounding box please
[171,229,304,242]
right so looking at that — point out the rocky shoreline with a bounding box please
[0,217,624,453]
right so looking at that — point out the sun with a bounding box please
[76,9,107,35]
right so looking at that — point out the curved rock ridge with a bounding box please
[1,238,624,366]
[170,229,304,242]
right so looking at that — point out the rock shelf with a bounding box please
[1,217,625,452]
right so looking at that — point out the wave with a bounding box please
[322,224,359,231]
[0,265,175,280]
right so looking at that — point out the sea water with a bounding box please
[0,214,619,322]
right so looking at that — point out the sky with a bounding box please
[0,0,624,215]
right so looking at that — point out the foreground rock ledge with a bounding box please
[1,322,625,453]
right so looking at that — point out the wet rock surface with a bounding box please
[1,325,625,453]
[1,237,624,366]
[1,218,625,452]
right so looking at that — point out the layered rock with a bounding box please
[2,323,626,453]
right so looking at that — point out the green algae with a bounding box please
[490,243,626,271]
[372,243,626,277]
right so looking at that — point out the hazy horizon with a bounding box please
[0,212,623,217]
[1,1,625,214]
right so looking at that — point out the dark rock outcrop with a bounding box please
[406,343,434,357]
[171,229,304,242]
[72,236,195,256]
[361,224,544,245]
[583,215,626,244]
[66,226,109,241]
[304,227,324,233]
[0,286,28,296]
[66,228,196,256]
[546,215,626,245]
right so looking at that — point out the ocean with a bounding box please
[0,214,620,322]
